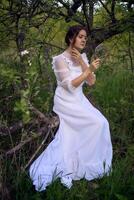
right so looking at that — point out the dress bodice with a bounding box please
[52,52,89,94]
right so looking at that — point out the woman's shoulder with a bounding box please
[52,52,63,59]
[52,53,65,69]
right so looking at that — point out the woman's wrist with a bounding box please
[82,68,92,79]
[79,59,96,73]
[79,59,89,72]
[79,58,96,77]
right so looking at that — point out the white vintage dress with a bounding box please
[29,52,113,191]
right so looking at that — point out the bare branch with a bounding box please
[0,122,23,136]
[111,0,116,22]
[91,15,134,44]
[6,116,59,156]
[99,0,111,15]
[128,31,133,72]
[88,0,94,28]
[6,130,43,156]
[59,10,85,25]
[99,0,116,22]
[82,0,91,33]
[28,102,50,123]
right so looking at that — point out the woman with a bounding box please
[29,25,113,191]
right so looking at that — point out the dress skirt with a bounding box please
[29,85,113,191]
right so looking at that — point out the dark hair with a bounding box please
[65,25,88,46]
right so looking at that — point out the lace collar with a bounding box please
[61,52,85,69]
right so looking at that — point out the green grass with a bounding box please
[1,151,134,200]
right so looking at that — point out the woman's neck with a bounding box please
[64,46,81,57]
[63,46,82,65]
[65,46,72,55]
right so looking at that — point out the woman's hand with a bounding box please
[90,58,100,72]
[71,48,83,64]
[71,48,100,71]
[86,72,96,86]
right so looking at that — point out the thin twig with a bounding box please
[23,128,52,170]
[6,131,43,156]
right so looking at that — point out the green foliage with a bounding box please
[93,68,134,136]
[14,89,31,123]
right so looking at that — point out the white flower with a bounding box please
[20,50,29,56]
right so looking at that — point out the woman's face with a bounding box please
[71,29,87,51]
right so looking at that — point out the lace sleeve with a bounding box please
[52,55,77,93]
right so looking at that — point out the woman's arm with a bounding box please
[71,48,100,86]
[78,59,97,86]
[53,56,93,93]
[52,55,94,92]
[71,67,93,88]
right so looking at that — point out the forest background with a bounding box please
[0,0,134,200]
